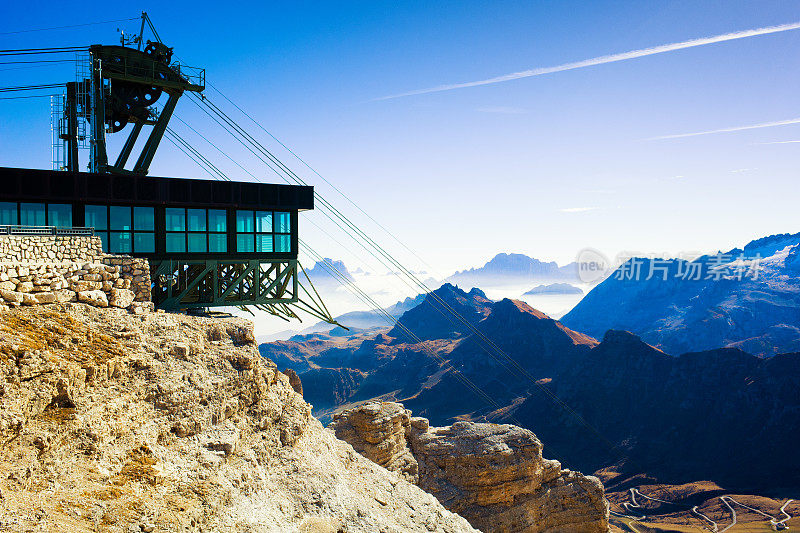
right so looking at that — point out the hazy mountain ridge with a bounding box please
[446,253,579,286]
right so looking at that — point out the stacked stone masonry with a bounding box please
[0,236,151,313]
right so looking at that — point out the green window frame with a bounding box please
[87,205,155,254]
[166,208,227,254]
[236,210,292,253]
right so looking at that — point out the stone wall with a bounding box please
[0,235,103,263]
[101,255,151,303]
[0,235,151,312]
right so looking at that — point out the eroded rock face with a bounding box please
[330,401,419,482]
[0,305,476,533]
[331,402,610,533]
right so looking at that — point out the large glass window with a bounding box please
[236,210,292,253]
[165,208,186,253]
[85,205,108,230]
[166,208,185,232]
[47,204,72,227]
[166,208,227,254]
[86,205,154,254]
[209,233,227,253]
[166,233,186,253]
[134,233,155,253]
[209,210,226,232]
[20,203,45,226]
[187,209,207,252]
[110,206,131,230]
[134,206,154,231]
[0,203,17,225]
[274,211,291,252]
[275,211,290,233]
[133,206,155,253]
[236,210,254,233]
[208,209,227,253]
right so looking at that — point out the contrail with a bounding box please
[646,117,800,140]
[376,21,800,100]
[753,139,800,144]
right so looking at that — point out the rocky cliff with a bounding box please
[331,402,610,533]
[0,304,476,532]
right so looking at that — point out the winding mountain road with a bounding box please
[615,487,795,532]
[717,495,793,532]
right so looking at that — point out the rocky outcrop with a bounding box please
[330,402,610,533]
[331,402,419,482]
[283,367,303,395]
[0,305,476,532]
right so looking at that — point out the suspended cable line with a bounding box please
[186,89,628,461]
[0,93,58,100]
[0,17,139,36]
[0,47,86,56]
[0,59,76,65]
[163,133,220,181]
[207,82,438,275]
[0,84,64,93]
[164,128,230,181]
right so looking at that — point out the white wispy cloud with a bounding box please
[752,140,800,144]
[646,117,800,140]
[476,106,528,114]
[376,22,800,100]
[559,207,599,213]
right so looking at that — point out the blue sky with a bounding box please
[2,1,800,278]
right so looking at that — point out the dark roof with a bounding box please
[0,167,314,211]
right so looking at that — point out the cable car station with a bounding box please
[0,13,337,324]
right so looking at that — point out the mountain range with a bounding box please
[260,281,800,492]
[446,253,579,287]
[562,232,800,356]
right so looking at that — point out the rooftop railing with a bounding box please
[0,226,95,237]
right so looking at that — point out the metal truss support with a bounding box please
[150,259,343,328]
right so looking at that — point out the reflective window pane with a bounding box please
[256,234,273,253]
[256,211,272,233]
[110,206,131,230]
[166,233,186,253]
[188,233,207,253]
[133,207,155,231]
[133,233,155,253]
[85,205,107,230]
[166,208,186,232]
[237,233,254,252]
[274,211,291,233]
[209,233,227,253]
[109,232,132,254]
[236,210,253,232]
[20,203,45,226]
[208,209,227,232]
[187,209,206,232]
[48,204,72,227]
[0,202,17,225]
[275,234,291,253]
[96,232,109,252]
